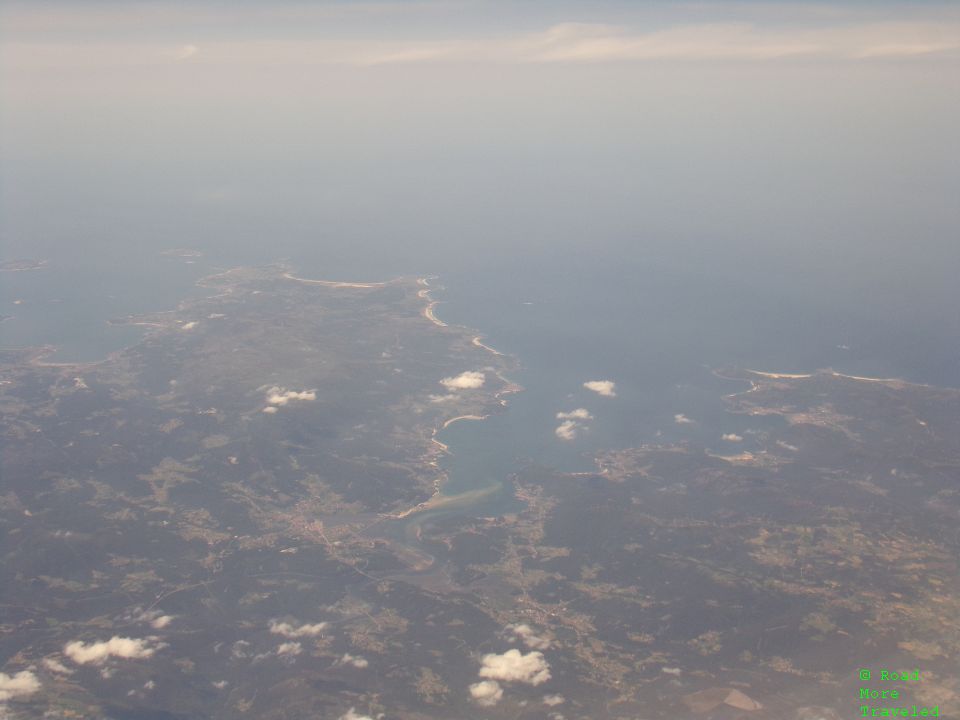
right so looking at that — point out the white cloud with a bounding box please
[469,679,504,707]
[231,641,251,659]
[181,321,198,330]
[429,393,459,403]
[276,642,302,657]
[479,649,551,686]
[266,388,317,406]
[42,658,73,674]
[8,16,956,76]
[175,44,198,60]
[555,408,593,440]
[269,620,328,638]
[338,653,369,668]
[0,671,41,701]
[722,433,743,442]
[855,42,957,58]
[262,406,278,414]
[583,380,616,397]
[543,694,565,706]
[440,371,485,390]
[64,636,161,665]
[340,709,375,720]
[136,609,174,629]
[507,624,551,650]
[508,21,960,64]
[674,413,694,425]
[274,21,960,65]
[555,420,579,441]
[556,408,593,421]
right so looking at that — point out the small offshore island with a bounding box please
[1,267,959,719]
[0,258,47,272]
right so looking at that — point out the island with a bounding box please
[0,259,47,272]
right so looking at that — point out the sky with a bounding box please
[1,1,958,333]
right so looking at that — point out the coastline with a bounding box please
[472,335,505,356]
[390,276,522,522]
[416,278,448,327]
[5,265,521,529]
[442,414,489,429]
[282,271,395,288]
[743,367,911,386]
[7,265,398,370]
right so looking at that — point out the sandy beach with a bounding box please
[745,369,813,379]
[416,278,448,327]
[829,371,907,385]
[282,272,390,288]
[442,414,488,429]
[472,336,505,356]
[746,368,908,386]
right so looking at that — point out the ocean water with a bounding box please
[3,238,958,517]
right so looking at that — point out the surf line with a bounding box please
[417,278,448,327]
[283,272,391,288]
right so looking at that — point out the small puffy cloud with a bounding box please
[276,642,302,657]
[507,624,551,650]
[543,694,565,706]
[674,413,694,424]
[181,321,198,330]
[42,658,73,674]
[555,420,579,441]
[269,620,328,638]
[556,408,592,421]
[64,636,160,665]
[0,670,41,701]
[583,380,616,397]
[338,653,369,669]
[231,641,251,659]
[722,433,743,442]
[479,649,551,686]
[555,408,593,441]
[340,709,374,720]
[175,44,198,60]
[136,609,174,629]
[469,680,504,706]
[429,393,459,403]
[262,406,278,414]
[440,370,485,390]
[267,388,317,406]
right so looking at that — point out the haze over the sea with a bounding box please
[2,0,959,389]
